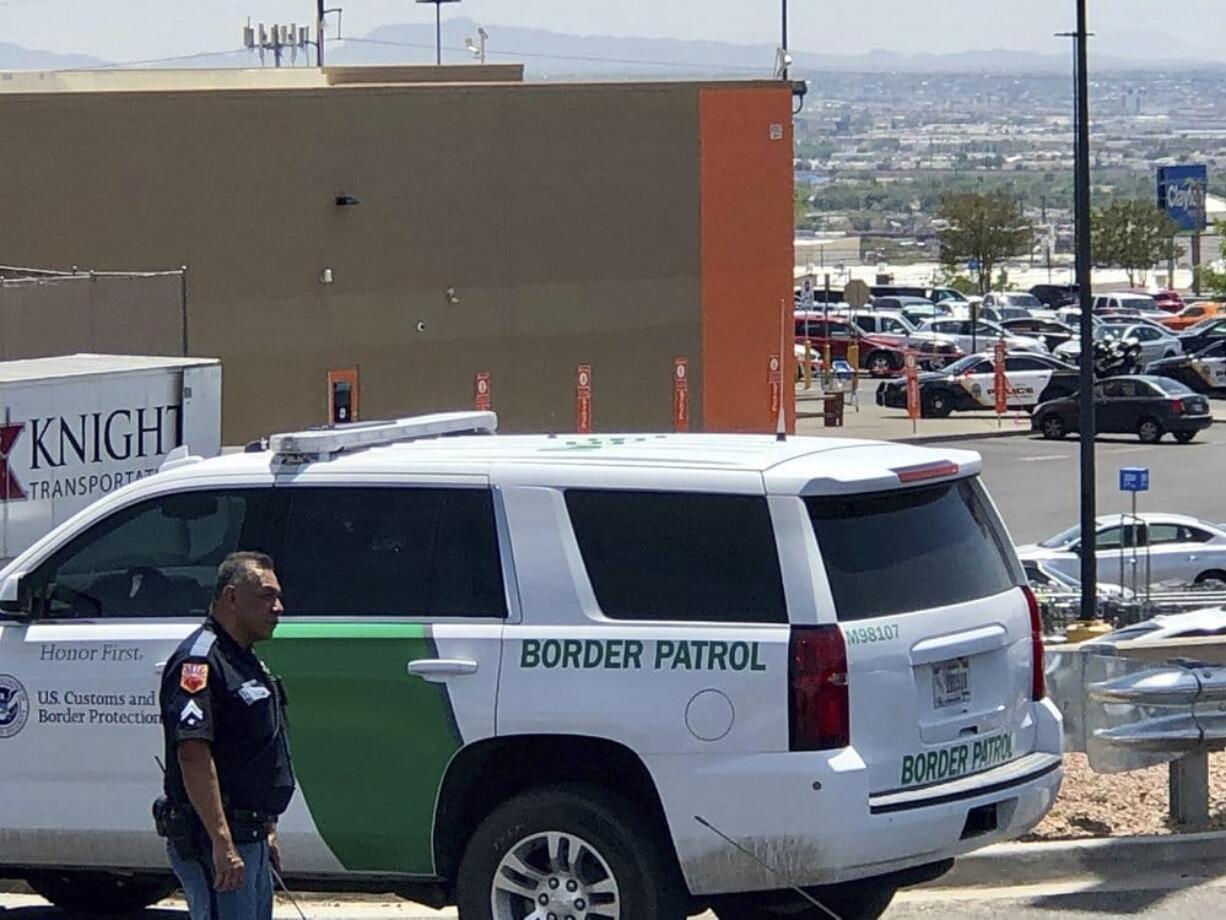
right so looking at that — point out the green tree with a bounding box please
[1199,219,1226,295]
[1091,199,1180,286]
[937,191,1033,294]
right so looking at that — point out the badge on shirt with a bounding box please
[238,680,271,705]
[180,663,209,694]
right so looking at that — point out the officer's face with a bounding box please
[225,568,284,643]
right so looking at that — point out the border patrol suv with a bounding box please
[0,413,1061,919]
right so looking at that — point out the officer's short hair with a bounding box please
[214,551,276,602]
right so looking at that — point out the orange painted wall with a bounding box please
[699,87,795,433]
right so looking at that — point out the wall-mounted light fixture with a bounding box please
[320,267,334,284]
[335,194,361,207]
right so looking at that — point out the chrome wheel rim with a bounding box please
[491,831,621,920]
[1139,421,1159,441]
[1043,417,1063,437]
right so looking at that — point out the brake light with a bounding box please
[789,625,850,751]
[892,460,959,483]
[1171,398,1184,414]
[1022,585,1045,701]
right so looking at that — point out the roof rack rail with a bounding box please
[270,411,497,460]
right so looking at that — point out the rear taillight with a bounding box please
[1022,585,1045,701]
[789,625,850,751]
[1171,398,1184,414]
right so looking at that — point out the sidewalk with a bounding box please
[795,383,1226,444]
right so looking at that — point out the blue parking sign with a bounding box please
[1119,467,1149,492]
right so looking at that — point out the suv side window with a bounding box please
[276,487,506,618]
[564,490,787,623]
[29,489,268,619]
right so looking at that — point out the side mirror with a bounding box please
[0,570,31,619]
[1068,543,1082,557]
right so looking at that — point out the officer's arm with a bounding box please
[177,740,232,848]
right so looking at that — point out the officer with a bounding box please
[155,551,295,920]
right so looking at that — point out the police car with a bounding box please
[878,353,1079,418]
[1146,339,1226,396]
[0,413,1062,919]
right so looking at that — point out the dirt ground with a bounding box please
[1026,752,1226,839]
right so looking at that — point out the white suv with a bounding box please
[0,413,1062,919]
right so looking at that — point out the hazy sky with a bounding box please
[1,0,1223,63]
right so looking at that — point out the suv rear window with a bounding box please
[565,490,787,623]
[805,479,1021,620]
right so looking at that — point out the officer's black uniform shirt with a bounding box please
[159,618,295,817]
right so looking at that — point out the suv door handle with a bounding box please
[407,659,478,683]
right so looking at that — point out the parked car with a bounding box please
[914,319,1049,356]
[1000,318,1077,353]
[1145,339,1226,396]
[1161,301,1226,332]
[794,343,824,381]
[896,300,961,326]
[983,292,1044,314]
[1054,323,1182,366]
[0,411,1064,919]
[1091,293,1166,317]
[1149,290,1186,313]
[1031,374,1212,443]
[877,352,1078,418]
[1030,284,1080,310]
[1178,316,1226,354]
[794,314,962,376]
[1017,512,1226,586]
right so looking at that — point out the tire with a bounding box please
[865,351,894,378]
[456,784,687,920]
[714,881,897,920]
[1194,570,1226,585]
[922,389,953,419]
[1174,430,1197,444]
[25,871,175,916]
[926,354,948,371]
[1039,414,1066,440]
[1137,417,1163,444]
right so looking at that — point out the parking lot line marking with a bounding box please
[1017,454,1068,462]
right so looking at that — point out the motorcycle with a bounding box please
[1092,335,1143,378]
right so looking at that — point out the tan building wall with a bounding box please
[0,270,183,360]
[0,71,794,442]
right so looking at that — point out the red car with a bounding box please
[1147,290,1185,313]
[793,314,963,377]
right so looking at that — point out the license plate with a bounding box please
[933,657,971,708]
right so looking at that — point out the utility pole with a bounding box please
[316,0,325,66]
[1069,1,1097,622]
[781,0,789,80]
[417,0,461,66]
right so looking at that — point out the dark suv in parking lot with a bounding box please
[1029,284,1080,309]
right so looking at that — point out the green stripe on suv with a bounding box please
[261,622,462,874]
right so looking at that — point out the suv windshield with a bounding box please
[804,478,1021,620]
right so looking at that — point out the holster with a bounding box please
[152,796,205,862]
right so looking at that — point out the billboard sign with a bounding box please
[1157,165,1208,232]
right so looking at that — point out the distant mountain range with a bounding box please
[0,19,1222,76]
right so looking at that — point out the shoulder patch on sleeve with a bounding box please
[189,631,217,658]
[180,662,209,694]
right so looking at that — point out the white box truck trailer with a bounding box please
[0,354,221,562]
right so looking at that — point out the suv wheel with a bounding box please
[457,785,687,920]
[1137,417,1163,444]
[26,871,175,916]
[714,881,897,920]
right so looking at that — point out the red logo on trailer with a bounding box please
[673,358,689,432]
[576,365,593,434]
[474,372,491,411]
[0,423,26,502]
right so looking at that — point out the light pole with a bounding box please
[781,0,789,80]
[416,0,461,66]
[1060,0,1097,622]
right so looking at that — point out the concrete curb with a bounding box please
[920,830,1226,890]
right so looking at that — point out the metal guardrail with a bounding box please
[1047,645,1226,825]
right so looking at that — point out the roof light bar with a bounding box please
[270,411,497,459]
[891,460,960,484]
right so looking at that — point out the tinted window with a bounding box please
[1094,525,1142,550]
[565,490,786,623]
[31,490,267,619]
[1148,376,1195,396]
[1005,357,1048,371]
[277,488,506,618]
[1101,380,1138,398]
[804,479,1021,621]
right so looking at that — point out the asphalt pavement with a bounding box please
[946,429,1226,545]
